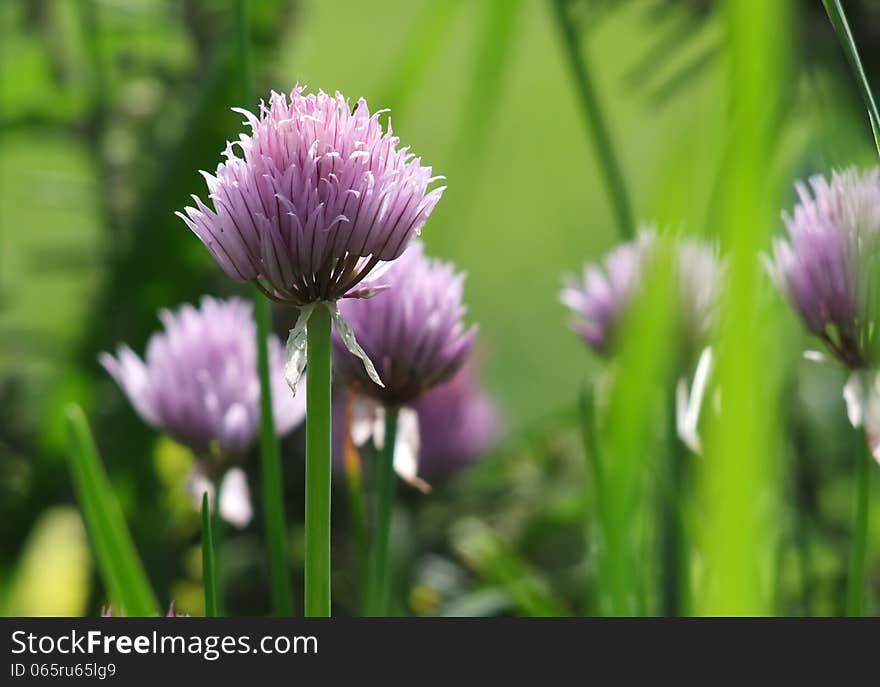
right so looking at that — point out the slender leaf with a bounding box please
[696,0,791,615]
[201,492,218,618]
[64,404,159,616]
[549,0,635,240]
[822,0,880,157]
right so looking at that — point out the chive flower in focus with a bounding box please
[177,86,446,390]
[176,84,445,617]
[177,87,444,307]
[100,296,305,525]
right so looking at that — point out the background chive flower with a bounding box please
[332,241,476,405]
[176,86,446,306]
[100,297,305,526]
[560,230,654,355]
[101,296,304,455]
[767,167,880,369]
[411,363,500,477]
[561,228,723,356]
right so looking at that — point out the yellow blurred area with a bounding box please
[4,507,91,616]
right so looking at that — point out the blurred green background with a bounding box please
[3,0,880,616]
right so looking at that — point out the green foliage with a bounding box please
[65,405,159,616]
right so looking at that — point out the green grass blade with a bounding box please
[821,0,880,158]
[695,0,791,616]
[549,0,635,240]
[64,404,159,616]
[201,492,218,618]
[596,248,678,616]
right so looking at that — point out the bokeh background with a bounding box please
[2,0,880,616]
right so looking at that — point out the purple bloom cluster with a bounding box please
[561,229,722,355]
[560,231,653,354]
[767,167,880,368]
[333,241,476,405]
[101,296,304,457]
[411,363,500,477]
[177,87,445,305]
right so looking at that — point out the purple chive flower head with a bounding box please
[767,167,880,368]
[562,229,723,356]
[560,231,654,355]
[333,241,476,405]
[100,296,305,457]
[411,363,500,477]
[177,87,445,305]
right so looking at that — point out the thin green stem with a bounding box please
[342,393,370,612]
[201,492,218,618]
[212,480,226,617]
[366,407,400,616]
[846,429,872,616]
[305,305,333,617]
[822,0,880,157]
[346,462,369,612]
[549,0,635,240]
[253,289,294,615]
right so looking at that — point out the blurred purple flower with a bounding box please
[561,229,722,355]
[560,231,654,354]
[411,363,500,477]
[333,242,476,405]
[177,87,445,306]
[100,296,305,456]
[767,167,880,368]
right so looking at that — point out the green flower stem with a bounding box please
[305,304,333,617]
[846,429,872,616]
[253,290,294,616]
[342,394,370,611]
[549,0,635,240]
[201,492,218,618]
[366,407,400,616]
[212,478,227,617]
